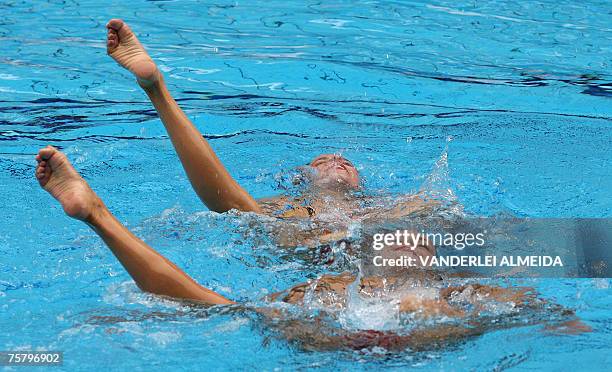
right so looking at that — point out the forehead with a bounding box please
[310,154,350,164]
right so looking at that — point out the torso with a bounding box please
[257,192,439,249]
[270,272,539,320]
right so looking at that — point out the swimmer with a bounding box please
[105,19,435,238]
[35,146,590,351]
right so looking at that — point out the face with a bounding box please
[382,237,436,266]
[309,154,360,190]
[362,231,437,278]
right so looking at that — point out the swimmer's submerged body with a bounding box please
[33,19,590,351]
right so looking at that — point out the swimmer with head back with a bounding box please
[103,19,434,238]
[34,145,590,350]
[32,20,590,351]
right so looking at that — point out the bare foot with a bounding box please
[36,146,102,221]
[106,19,159,88]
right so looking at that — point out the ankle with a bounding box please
[84,196,111,226]
[139,70,163,92]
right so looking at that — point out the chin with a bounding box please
[313,169,359,190]
[315,177,350,189]
[321,181,359,192]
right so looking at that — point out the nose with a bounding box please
[329,155,347,166]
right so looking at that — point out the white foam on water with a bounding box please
[339,295,400,331]
[147,330,182,347]
[592,278,609,289]
[337,279,400,331]
[210,317,249,334]
[102,281,185,310]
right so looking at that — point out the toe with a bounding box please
[38,169,51,186]
[107,31,118,50]
[106,18,124,31]
[107,39,118,51]
[35,163,47,179]
[107,19,133,41]
[39,146,57,160]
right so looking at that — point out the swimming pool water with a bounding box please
[1,0,611,370]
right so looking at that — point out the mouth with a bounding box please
[315,162,349,178]
[309,156,359,189]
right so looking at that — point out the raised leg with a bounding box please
[106,19,260,214]
[36,146,233,305]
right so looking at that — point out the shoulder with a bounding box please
[257,196,316,218]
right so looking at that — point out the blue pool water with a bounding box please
[1,0,611,370]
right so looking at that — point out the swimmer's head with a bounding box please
[382,237,436,265]
[309,154,360,190]
[362,229,438,279]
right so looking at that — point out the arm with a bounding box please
[359,193,441,222]
[86,205,234,305]
[143,75,261,214]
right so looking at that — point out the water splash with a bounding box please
[419,137,457,202]
[417,137,466,219]
[338,279,400,331]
